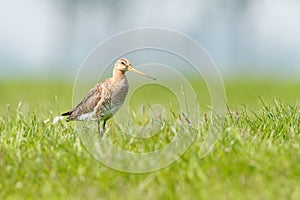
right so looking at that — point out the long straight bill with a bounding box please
[128,66,156,80]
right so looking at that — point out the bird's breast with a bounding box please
[111,77,129,107]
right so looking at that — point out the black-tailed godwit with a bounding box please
[62,58,155,137]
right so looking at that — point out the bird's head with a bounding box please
[114,58,156,80]
[115,58,131,72]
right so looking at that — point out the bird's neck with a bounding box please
[112,69,126,83]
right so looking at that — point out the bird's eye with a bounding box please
[121,61,125,65]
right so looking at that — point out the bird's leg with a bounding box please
[102,120,107,135]
[97,119,102,137]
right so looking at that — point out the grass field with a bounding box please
[0,78,300,199]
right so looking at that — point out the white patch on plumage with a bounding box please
[75,112,96,121]
[53,116,64,124]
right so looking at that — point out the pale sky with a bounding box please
[0,0,300,78]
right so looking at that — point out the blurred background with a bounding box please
[1,0,300,79]
[1,0,300,113]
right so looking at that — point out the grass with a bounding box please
[0,78,300,199]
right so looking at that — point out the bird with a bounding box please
[61,58,156,137]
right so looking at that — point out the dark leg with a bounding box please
[102,120,107,134]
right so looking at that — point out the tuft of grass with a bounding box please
[0,79,300,199]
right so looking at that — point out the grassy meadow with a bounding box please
[0,78,300,199]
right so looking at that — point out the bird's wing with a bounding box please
[64,83,103,121]
[93,81,114,118]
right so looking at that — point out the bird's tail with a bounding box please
[61,111,73,122]
[61,111,72,116]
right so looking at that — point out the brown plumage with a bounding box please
[62,58,155,137]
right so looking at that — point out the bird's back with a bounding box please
[62,76,128,121]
